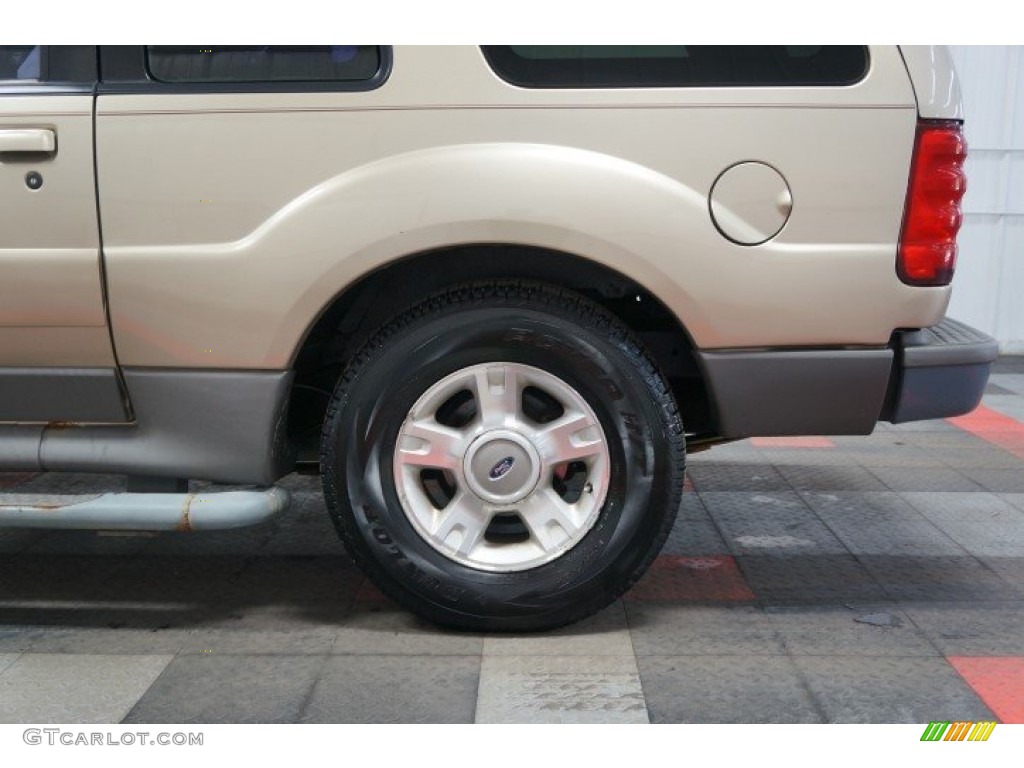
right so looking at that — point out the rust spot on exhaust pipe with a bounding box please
[177,493,195,532]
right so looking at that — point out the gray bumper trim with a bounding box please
[886,318,998,423]
[699,348,893,438]
[900,318,1000,368]
[0,368,128,423]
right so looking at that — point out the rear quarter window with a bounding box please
[482,45,869,88]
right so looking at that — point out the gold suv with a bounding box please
[0,46,998,629]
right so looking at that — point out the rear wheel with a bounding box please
[321,282,685,631]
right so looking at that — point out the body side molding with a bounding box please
[0,369,294,484]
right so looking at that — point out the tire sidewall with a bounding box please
[324,295,677,628]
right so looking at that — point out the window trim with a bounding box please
[97,45,392,95]
[481,45,871,90]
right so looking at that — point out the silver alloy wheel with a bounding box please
[393,362,610,572]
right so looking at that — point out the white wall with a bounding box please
[947,46,1024,353]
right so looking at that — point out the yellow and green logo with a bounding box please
[921,721,997,742]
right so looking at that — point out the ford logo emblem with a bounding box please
[488,456,516,481]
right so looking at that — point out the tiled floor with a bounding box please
[0,358,1022,724]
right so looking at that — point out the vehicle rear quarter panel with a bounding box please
[899,46,964,120]
[95,46,947,369]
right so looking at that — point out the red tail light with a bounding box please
[898,120,968,287]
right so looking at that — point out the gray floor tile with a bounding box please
[793,656,994,724]
[911,434,1024,468]
[986,403,1024,423]
[687,463,791,492]
[959,469,1024,493]
[180,627,339,655]
[1003,493,1024,513]
[703,492,847,555]
[27,627,192,655]
[830,432,916,448]
[637,655,822,723]
[983,383,1015,396]
[865,467,984,493]
[332,607,484,656]
[988,372,1024,392]
[747,448,853,467]
[302,655,479,723]
[0,627,46,652]
[801,492,964,556]
[140,524,277,556]
[979,554,1024,593]
[5,473,124,495]
[484,602,631,657]
[0,653,20,675]
[0,653,172,723]
[764,604,937,657]
[0,554,128,601]
[476,655,647,723]
[626,603,784,656]
[737,555,886,603]
[980,394,1024,420]
[904,603,1024,655]
[27,531,154,556]
[0,555,138,628]
[661,519,729,556]
[74,555,254,629]
[0,530,44,554]
[202,556,362,629]
[689,443,762,463]
[886,418,961,433]
[898,432,996,448]
[862,555,1020,601]
[776,465,890,491]
[840,443,950,469]
[676,489,712,522]
[255,489,348,556]
[902,492,1024,557]
[275,473,324,493]
[124,653,325,724]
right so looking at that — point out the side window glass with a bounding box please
[146,46,382,84]
[482,46,869,89]
[1,46,44,82]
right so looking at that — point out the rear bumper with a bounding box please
[698,318,998,438]
[883,318,999,423]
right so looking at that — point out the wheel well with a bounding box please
[286,245,717,466]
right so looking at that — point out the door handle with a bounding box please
[0,128,56,153]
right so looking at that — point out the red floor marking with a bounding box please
[948,405,1024,460]
[750,436,836,449]
[683,475,695,492]
[626,555,755,602]
[948,657,1024,724]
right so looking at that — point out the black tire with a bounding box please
[321,281,685,631]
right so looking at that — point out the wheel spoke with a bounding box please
[394,361,610,572]
[473,365,520,430]
[520,488,580,553]
[533,411,604,464]
[396,418,464,470]
[433,493,488,557]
